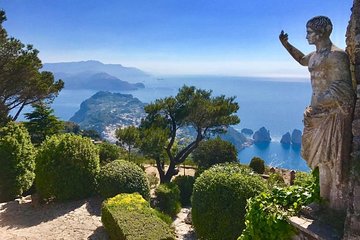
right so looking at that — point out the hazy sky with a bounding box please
[1,0,354,78]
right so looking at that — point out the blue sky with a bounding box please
[1,0,354,78]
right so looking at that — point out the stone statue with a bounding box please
[279,16,355,211]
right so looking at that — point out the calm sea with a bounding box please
[50,76,312,171]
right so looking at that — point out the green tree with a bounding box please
[98,142,123,164]
[249,157,265,174]
[192,137,238,172]
[115,126,140,161]
[24,102,63,144]
[140,85,239,183]
[0,10,64,125]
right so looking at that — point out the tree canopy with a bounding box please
[115,125,140,161]
[24,102,63,144]
[0,10,64,125]
[140,85,239,182]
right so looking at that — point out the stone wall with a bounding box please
[344,0,360,238]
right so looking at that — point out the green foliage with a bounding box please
[267,172,286,189]
[35,133,100,201]
[192,137,238,171]
[155,182,181,217]
[97,160,150,200]
[101,193,175,240]
[140,85,240,183]
[192,163,266,240]
[249,157,265,174]
[293,171,314,187]
[116,126,140,161]
[0,11,63,125]
[98,142,123,164]
[24,102,63,144]
[0,122,35,202]
[173,175,195,206]
[239,185,316,240]
[147,172,159,189]
[62,121,81,134]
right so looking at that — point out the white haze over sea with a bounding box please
[50,76,311,172]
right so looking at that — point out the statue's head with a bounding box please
[306,16,333,44]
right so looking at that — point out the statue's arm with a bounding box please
[279,31,310,66]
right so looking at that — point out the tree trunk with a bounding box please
[162,161,177,183]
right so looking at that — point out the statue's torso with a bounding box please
[307,45,352,108]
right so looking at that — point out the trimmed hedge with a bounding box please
[97,160,150,201]
[154,182,181,217]
[192,163,266,240]
[101,193,175,240]
[173,175,195,206]
[35,133,100,201]
[0,122,35,202]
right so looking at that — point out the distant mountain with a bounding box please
[43,60,150,83]
[53,71,145,91]
[70,91,251,149]
[70,91,146,142]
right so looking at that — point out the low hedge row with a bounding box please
[101,193,175,240]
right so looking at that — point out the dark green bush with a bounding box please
[35,133,100,201]
[97,159,150,200]
[98,142,123,164]
[101,193,175,240]
[249,157,265,174]
[0,122,35,202]
[239,186,315,240]
[192,163,266,240]
[173,175,195,206]
[192,137,238,171]
[155,182,181,217]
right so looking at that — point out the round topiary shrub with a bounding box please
[192,163,266,240]
[0,122,35,202]
[35,133,100,201]
[154,182,181,217]
[173,175,195,206]
[249,157,265,174]
[97,159,150,200]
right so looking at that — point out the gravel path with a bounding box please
[0,196,107,240]
[0,196,196,240]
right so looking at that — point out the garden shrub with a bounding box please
[0,122,35,202]
[98,142,123,164]
[97,159,150,200]
[173,175,195,206]
[249,157,265,174]
[192,137,238,175]
[239,185,315,240]
[267,172,286,189]
[101,193,175,240]
[35,133,100,201]
[155,182,181,217]
[192,163,266,240]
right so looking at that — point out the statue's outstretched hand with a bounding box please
[279,30,288,45]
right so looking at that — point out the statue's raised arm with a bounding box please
[279,30,310,66]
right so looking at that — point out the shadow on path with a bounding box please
[0,196,103,229]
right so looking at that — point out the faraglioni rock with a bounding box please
[280,132,291,145]
[241,128,254,136]
[253,127,271,144]
[291,129,302,146]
